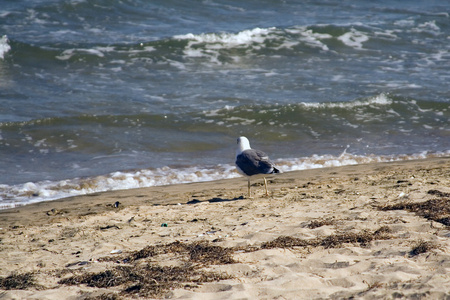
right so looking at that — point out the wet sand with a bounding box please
[0,157,449,299]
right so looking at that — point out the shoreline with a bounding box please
[0,157,449,299]
[3,150,449,210]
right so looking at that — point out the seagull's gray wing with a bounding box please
[236,149,275,176]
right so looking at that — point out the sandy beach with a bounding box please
[0,157,449,299]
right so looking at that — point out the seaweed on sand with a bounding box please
[59,264,232,298]
[319,226,392,248]
[306,217,335,229]
[409,240,437,257]
[0,272,40,290]
[101,240,235,265]
[380,191,450,226]
[261,226,392,249]
[60,241,235,298]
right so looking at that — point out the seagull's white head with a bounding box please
[236,136,251,154]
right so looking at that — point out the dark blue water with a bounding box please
[0,1,449,207]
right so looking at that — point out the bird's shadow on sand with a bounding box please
[186,196,245,205]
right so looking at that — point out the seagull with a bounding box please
[235,136,280,197]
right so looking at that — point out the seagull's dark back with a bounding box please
[236,149,280,176]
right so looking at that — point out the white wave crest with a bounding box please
[286,26,332,51]
[0,35,11,59]
[412,20,441,35]
[173,27,274,64]
[174,27,273,46]
[300,93,393,109]
[173,26,334,62]
[56,47,110,60]
[338,28,369,50]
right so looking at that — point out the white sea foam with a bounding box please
[56,47,111,60]
[415,21,440,33]
[174,27,272,46]
[338,28,369,50]
[203,105,235,117]
[1,150,448,209]
[172,27,274,64]
[287,26,332,51]
[394,19,415,28]
[174,26,335,63]
[200,94,393,122]
[300,93,392,109]
[374,29,398,40]
[0,35,11,59]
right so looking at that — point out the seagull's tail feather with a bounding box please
[272,167,281,174]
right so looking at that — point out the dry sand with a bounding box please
[0,157,449,299]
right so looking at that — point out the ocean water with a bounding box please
[0,1,449,208]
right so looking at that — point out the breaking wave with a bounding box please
[1,150,448,209]
[0,35,10,59]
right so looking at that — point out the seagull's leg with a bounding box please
[248,178,251,198]
[264,177,269,196]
